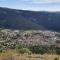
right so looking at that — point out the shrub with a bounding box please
[17,48,31,54]
[56,47,60,55]
[29,45,48,54]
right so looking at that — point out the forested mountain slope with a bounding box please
[0,7,60,31]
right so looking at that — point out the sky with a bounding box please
[0,0,60,11]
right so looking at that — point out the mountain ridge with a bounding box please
[0,7,60,31]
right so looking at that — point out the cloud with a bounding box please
[0,0,60,11]
[27,0,60,3]
[0,0,60,4]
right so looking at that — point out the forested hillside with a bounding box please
[0,7,60,31]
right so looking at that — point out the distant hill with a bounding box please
[0,7,60,31]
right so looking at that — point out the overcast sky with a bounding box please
[0,0,60,11]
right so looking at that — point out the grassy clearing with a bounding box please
[0,50,60,60]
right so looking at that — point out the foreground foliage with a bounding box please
[0,51,60,60]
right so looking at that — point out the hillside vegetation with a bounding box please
[0,29,60,55]
[0,7,60,60]
[0,7,60,31]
